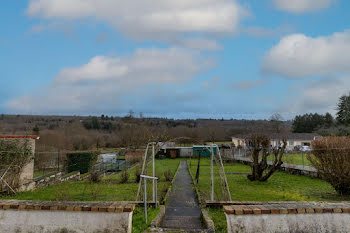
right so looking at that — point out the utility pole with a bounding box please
[152,143,156,202]
[210,145,214,201]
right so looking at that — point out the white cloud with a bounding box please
[262,31,350,78]
[233,79,267,90]
[6,48,212,114]
[272,0,336,13]
[27,0,247,41]
[287,76,350,115]
[175,38,222,51]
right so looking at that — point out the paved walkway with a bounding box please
[161,161,204,230]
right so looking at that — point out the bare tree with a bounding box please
[245,134,286,181]
[269,113,284,133]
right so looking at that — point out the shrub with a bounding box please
[164,169,173,182]
[120,169,129,184]
[135,167,141,183]
[89,171,101,183]
[66,151,98,174]
[309,136,350,195]
[0,139,33,193]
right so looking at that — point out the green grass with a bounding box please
[206,207,227,233]
[33,171,55,178]
[188,158,348,202]
[267,153,313,166]
[0,159,180,202]
[132,206,160,233]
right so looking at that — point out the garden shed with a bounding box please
[193,145,217,157]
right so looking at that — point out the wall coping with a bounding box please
[0,200,135,213]
[223,202,350,215]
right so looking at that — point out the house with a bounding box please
[0,135,39,189]
[232,133,320,151]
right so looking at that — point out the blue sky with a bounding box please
[1,0,350,119]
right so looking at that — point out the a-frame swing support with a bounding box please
[136,142,157,202]
[210,144,232,201]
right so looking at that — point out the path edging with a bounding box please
[186,160,216,232]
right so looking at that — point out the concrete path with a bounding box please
[161,161,205,231]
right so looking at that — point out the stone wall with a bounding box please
[19,171,82,192]
[224,202,350,233]
[0,200,134,233]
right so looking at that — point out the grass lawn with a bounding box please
[132,206,160,233]
[267,153,313,166]
[33,171,56,178]
[188,158,348,202]
[0,159,180,202]
[206,207,227,233]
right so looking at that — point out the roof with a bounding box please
[0,135,40,140]
[232,133,319,141]
[269,133,319,141]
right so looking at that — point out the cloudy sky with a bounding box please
[1,0,349,119]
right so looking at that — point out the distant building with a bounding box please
[232,133,320,151]
[0,135,39,189]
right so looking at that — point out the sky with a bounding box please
[1,0,350,119]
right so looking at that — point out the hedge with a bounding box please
[66,151,98,174]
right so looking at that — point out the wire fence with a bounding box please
[0,150,134,181]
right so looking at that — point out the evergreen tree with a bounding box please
[336,93,350,125]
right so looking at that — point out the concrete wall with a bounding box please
[0,200,134,233]
[226,213,350,233]
[0,209,132,233]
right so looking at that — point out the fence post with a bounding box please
[302,153,305,169]
[210,145,214,201]
[144,178,147,224]
[155,179,158,208]
[57,150,60,172]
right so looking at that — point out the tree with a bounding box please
[292,113,332,133]
[32,125,40,135]
[245,134,286,182]
[269,113,284,133]
[309,136,350,195]
[336,93,350,125]
[324,112,334,128]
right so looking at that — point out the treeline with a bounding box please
[0,114,292,151]
[293,93,350,136]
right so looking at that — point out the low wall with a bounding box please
[0,200,134,233]
[19,171,82,192]
[224,202,350,233]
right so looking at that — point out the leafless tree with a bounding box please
[245,133,286,181]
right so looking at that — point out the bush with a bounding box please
[310,136,350,195]
[66,151,98,174]
[120,169,129,184]
[164,170,173,182]
[89,171,101,183]
[0,139,33,193]
[135,167,141,183]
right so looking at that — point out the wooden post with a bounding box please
[210,145,214,201]
[195,149,201,184]
[152,143,155,202]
